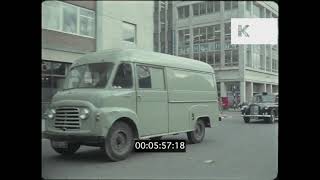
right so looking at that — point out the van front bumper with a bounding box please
[42,130,105,143]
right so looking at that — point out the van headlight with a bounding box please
[79,108,90,120]
[47,108,56,119]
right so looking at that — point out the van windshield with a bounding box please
[63,62,114,90]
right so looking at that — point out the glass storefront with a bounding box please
[42,60,71,115]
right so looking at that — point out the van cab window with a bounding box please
[112,63,133,88]
[63,62,114,90]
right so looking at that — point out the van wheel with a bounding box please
[50,141,80,156]
[103,121,134,161]
[244,117,250,123]
[187,120,205,144]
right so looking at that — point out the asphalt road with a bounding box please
[42,111,278,180]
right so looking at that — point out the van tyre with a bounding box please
[187,120,205,144]
[50,141,80,156]
[103,121,134,161]
[244,117,250,123]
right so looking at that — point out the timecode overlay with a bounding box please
[134,140,186,152]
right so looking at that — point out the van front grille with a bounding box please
[54,107,81,130]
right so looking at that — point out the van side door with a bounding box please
[135,64,168,136]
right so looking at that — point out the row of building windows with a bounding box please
[246,1,278,18]
[246,45,278,72]
[42,1,96,38]
[178,1,238,19]
[42,1,137,44]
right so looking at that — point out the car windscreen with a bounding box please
[63,62,114,90]
[261,95,275,103]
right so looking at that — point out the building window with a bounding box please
[42,1,60,30]
[193,2,220,17]
[232,49,239,65]
[215,1,220,12]
[62,3,77,34]
[178,29,190,57]
[193,3,199,16]
[266,56,271,71]
[200,2,206,15]
[246,1,251,12]
[80,9,95,37]
[225,50,232,66]
[253,3,261,17]
[246,45,252,67]
[259,45,265,70]
[252,45,261,69]
[224,22,231,41]
[224,1,231,11]
[42,1,95,38]
[225,43,239,67]
[266,10,271,18]
[200,52,206,63]
[193,24,221,67]
[272,45,278,72]
[207,1,213,14]
[122,22,136,43]
[200,27,206,43]
[272,59,277,72]
[178,5,189,19]
[232,1,238,9]
[193,27,200,44]
[207,25,214,42]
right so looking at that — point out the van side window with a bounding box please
[137,65,165,90]
[137,65,151,88]
[112,63,133,88]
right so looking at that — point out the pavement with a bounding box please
[42,111,278,180]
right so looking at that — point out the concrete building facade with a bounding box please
[153,1,174,55]
[172,1,278,105]
[41,1,154,113]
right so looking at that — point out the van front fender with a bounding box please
[96,107,140,137]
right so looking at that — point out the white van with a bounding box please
[43,49,220,161]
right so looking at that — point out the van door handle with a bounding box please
[137,95,142,99]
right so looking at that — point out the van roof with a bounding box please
[72,48,214,73]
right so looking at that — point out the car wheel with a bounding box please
[50,141,80,156]
[244,117,250,123]
[187,120,205,144]
[103,121,134,161]
[267,110,275,124]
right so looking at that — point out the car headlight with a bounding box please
[79,108,90,120]
[47,108,56,119]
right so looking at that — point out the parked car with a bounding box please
[241,92,278,123]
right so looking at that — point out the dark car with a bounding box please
[241,93,278,123]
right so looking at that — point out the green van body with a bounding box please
[43,49,220,145]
